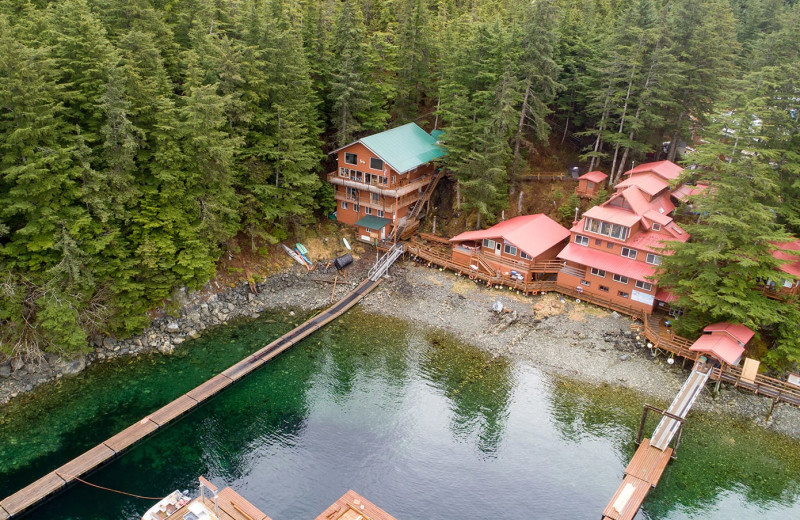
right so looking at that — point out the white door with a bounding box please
[495,242,502,256]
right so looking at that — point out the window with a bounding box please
[380,176,388,185]
[344,152,357,165]
[612,274,628,284]
[346,187,358,200]
[349,169,362,182]
[618,291,629,298]
[376,210,384,217]
[341,201,348,210]
[353,204,360,213]
[587,181,595,189]
[607,242,614,249]
[370,157,384,170]
[652,223,661,231]
[782,279,794,288]
[646,253,662,265]
[599,285,609,293]
[483,239,496,249]
[371,192,380,203]
[590,268,606,278]
[520,251,533,260]
[364,207,372,215]
[339,167,348,177]
[595,238,603,246]
[504,244,518,256]
[621,247,637,259]
[580,280,590,286]
[575,235,589,246]
[584,218,629,240]
[635,280,653,291]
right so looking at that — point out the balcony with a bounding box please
[328,172,434,199]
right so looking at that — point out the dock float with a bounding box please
[0,258,396,518]
[601,362,711,519]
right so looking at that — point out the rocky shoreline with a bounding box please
[2,253,800,441]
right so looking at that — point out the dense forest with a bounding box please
[1,0,799,367]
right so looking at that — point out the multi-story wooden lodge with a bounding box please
[449,214,570,282]
[329,123,446,242]
[556,161,690,314]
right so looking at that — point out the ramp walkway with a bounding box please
[601,362,711,520]
[0,254,403,519]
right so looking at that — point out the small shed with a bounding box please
[689,322,754,366]
[575,171,609,199]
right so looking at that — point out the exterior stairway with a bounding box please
[389,169,445,241]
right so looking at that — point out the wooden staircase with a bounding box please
[389,169,445,241]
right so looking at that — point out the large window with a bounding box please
[621,247,637,259]
[344,152,357,165]
[612,274,628,284]
[520,251,532,260]
[364,207,372,215]
[504,244,518,256]
[584,218,629,241]
[483,239,496,249]
[371,192,380,203]
[376,210,384,217]
[370,157,384,170]
[635,280,653,291]
[590,268,606,278]
[646,253,662,265]
[575,235,590,246]
[339,167,348,177]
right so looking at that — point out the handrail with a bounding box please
[407,237,800,407]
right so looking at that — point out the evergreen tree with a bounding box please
[327,0,388,146]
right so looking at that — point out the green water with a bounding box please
[1,309,799,519]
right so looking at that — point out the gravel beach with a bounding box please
[2,254,799,440]
[361,260,800,440]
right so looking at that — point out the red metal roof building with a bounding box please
[450,214,570,282]
[689,322,755,366]
[556,162,689,314]
[764,239,800,297]
[575,170,609,199]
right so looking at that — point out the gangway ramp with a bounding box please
[651,364,711,450]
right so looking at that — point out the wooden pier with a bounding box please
[0,269,392,518]
[601,363,711,520]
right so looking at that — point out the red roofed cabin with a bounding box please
[449,214,570,282]
[689,322,755,367]
[575,171,609,199]
[557,161,690,314]
[329,123,446,242]
[765,239,800,297]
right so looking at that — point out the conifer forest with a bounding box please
[1,0,800,367]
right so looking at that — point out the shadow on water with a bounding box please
[1,307,799,520]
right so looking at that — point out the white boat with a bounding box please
[141,489,191,520]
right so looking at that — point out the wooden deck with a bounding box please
[408,237,800,409]
[0,275,387,519]
[314,490,399,520]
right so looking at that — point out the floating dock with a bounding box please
[601,363,711,520]
[0,245,407,518]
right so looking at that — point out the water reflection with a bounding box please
[418,330,513,456]
[2,308,799,520]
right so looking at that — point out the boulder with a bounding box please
[0,365,11,378]
[166,321,181,333]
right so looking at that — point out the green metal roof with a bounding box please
[359,123,446,174]
[354,215,392,230]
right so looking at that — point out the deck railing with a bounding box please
[407,237,800,408]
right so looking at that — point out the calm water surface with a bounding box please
[1,309,799,519]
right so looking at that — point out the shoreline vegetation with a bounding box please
[3,252,800,441]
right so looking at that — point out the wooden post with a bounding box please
[330,273,338,303]
[432,216,437,235]
[766,398,778,422]
[636,406,649,445]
